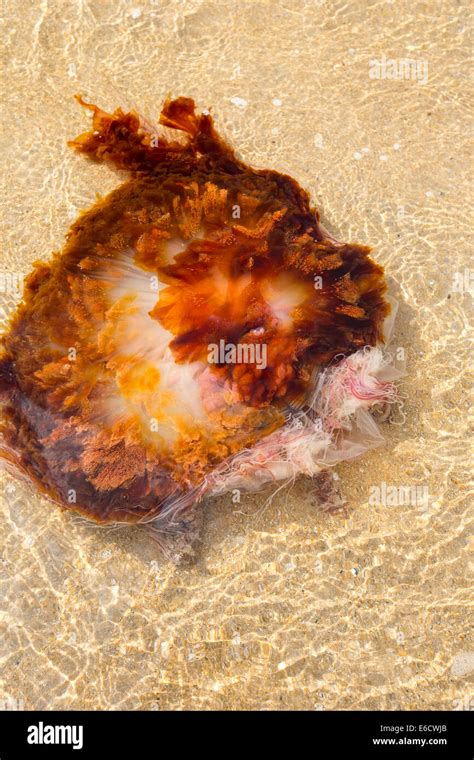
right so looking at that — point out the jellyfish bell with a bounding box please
[0,96,402,553]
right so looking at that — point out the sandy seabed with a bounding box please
[0,0,472,710]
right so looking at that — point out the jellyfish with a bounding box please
[0,96,401,555]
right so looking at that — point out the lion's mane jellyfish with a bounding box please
[0,96,402,551]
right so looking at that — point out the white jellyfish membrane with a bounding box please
[143,295,405,534]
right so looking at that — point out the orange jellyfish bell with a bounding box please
[0,96,400,546]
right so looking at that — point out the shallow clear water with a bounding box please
[0,0,472,710]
